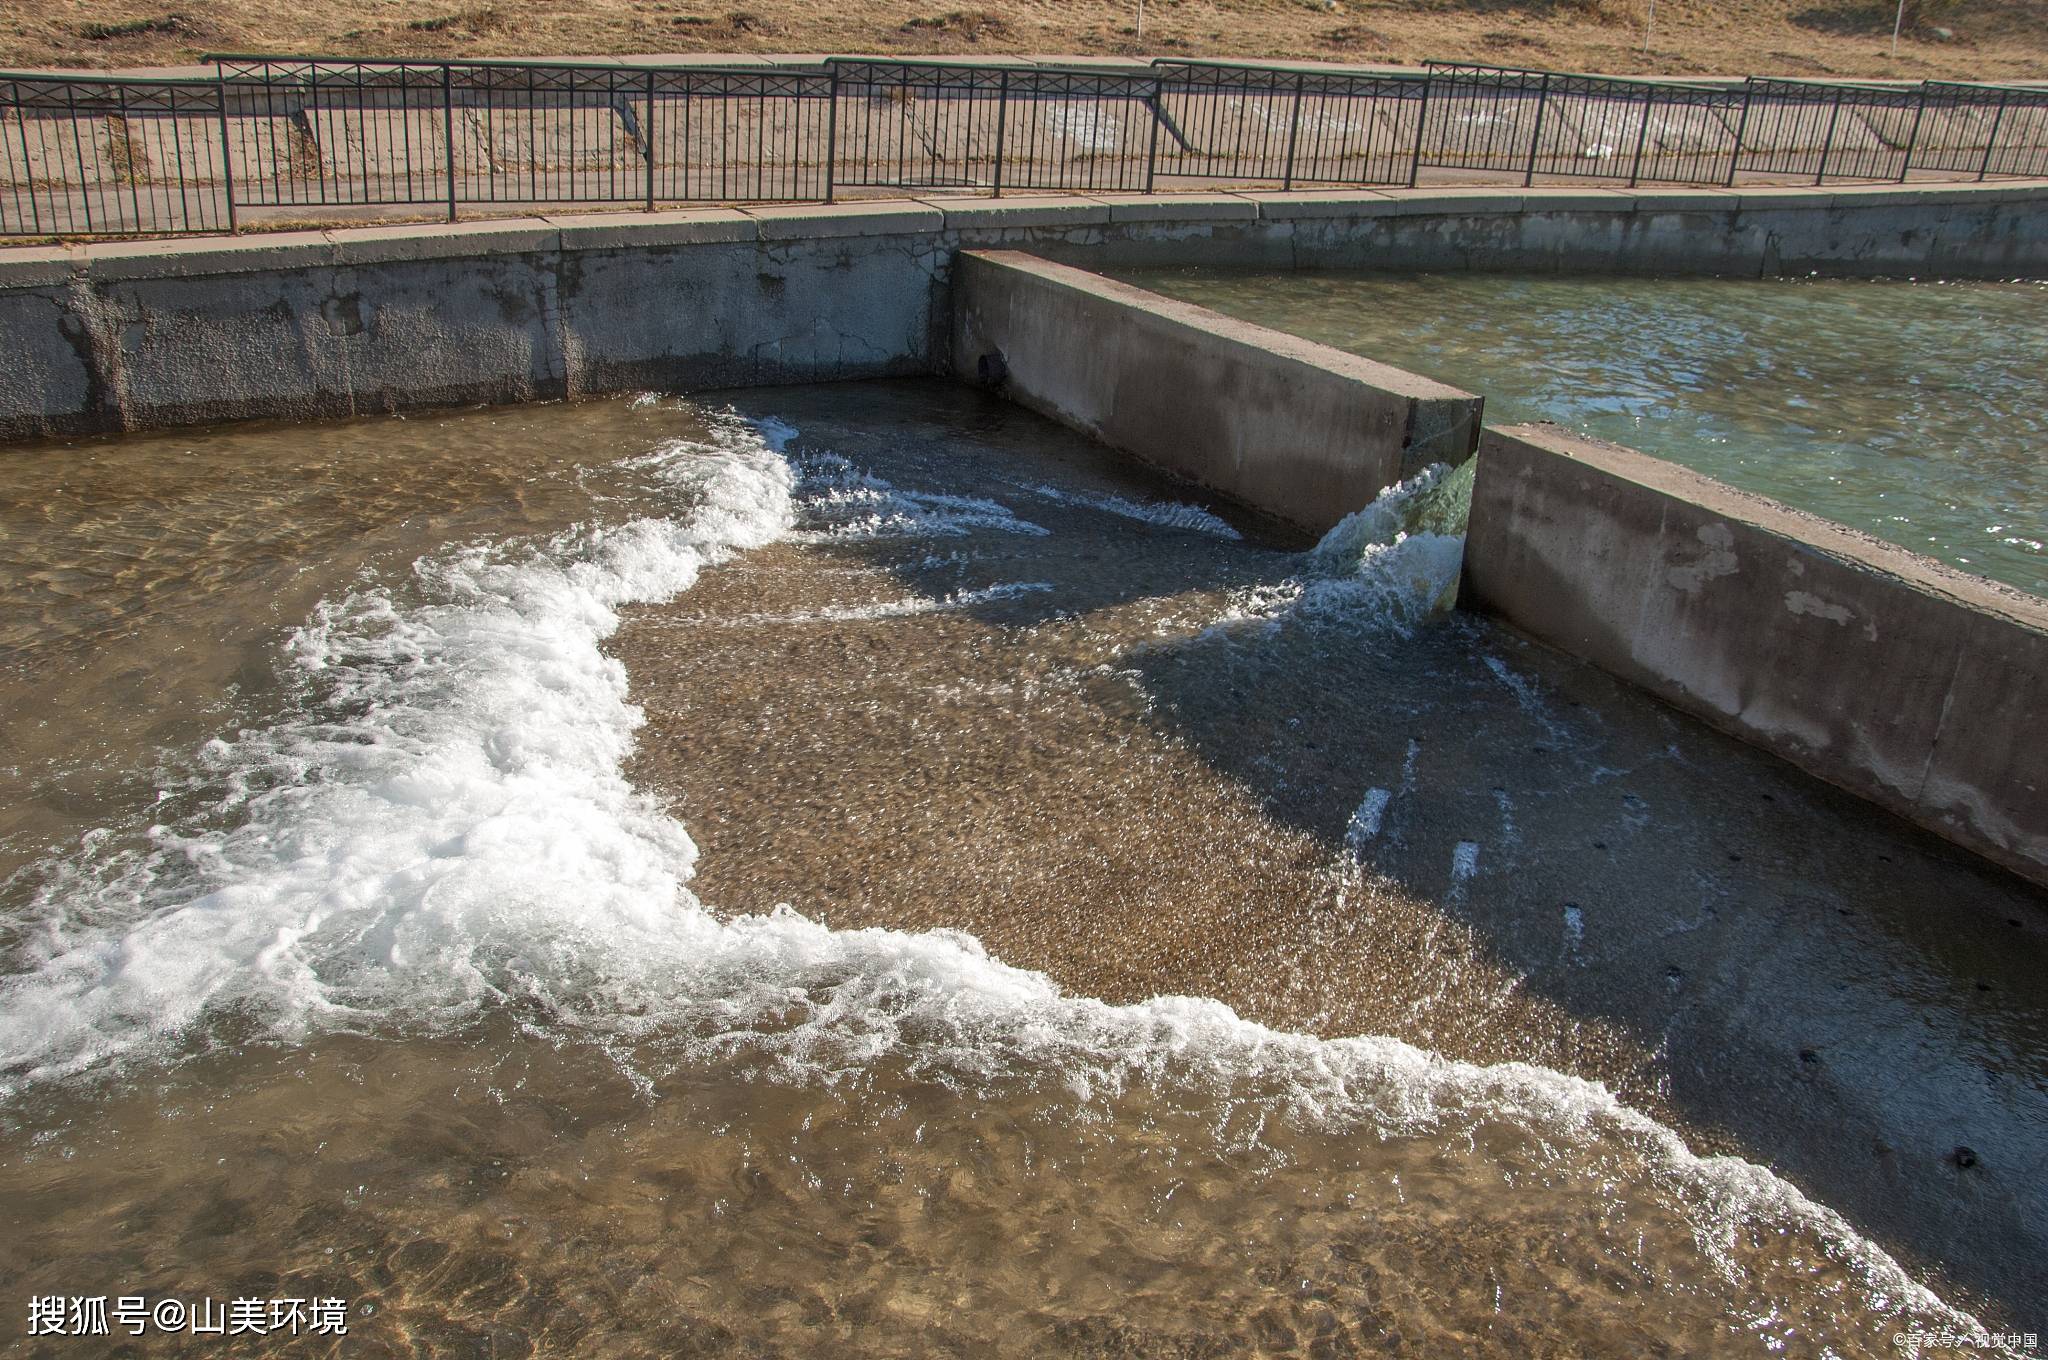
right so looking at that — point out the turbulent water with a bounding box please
[1114,269,2048,598]
[0,389,2018,1354]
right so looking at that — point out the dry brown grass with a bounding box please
[3,0,2042,79]
[900,9,1013,42]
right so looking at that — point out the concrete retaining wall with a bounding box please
[0,205,948,437]
[1462,423,2048,887]
[1,181,2044,441]
[948,249,1480,532]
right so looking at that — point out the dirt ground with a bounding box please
[3,0,2044,81]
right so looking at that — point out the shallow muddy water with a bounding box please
[1,383,2042,1355]
[1114,269,2048,597]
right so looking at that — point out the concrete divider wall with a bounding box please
[1462,423,2048,887]
[1,181,2044,441]
[949,250,1481,532]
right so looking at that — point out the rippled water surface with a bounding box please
[0,386,2038,1354]
[1114,269,2048,596]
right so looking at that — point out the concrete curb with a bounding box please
[744,202,948,240]
[7,180,2044,283]
[917,197,1113,230]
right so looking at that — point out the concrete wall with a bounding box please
[1462,423,2048,888]
[2,181,2044,443]
[0,205,948,438]
[949,249,1481,533]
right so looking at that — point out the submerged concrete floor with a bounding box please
[612,378,2048,1326]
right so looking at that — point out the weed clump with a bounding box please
[78,13,193,40]
[407,8,508,33]
[901,10,1014,41]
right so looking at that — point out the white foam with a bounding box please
[0,417,1985,1339]
[0,413,797,1087]
[1443,839,1482,909]
[1493,788,1520,860]
[793,450,1047,539]
[1212,462,1472,636]
[1482,653,1577,745]
[697,582,1054,627]
[1310,460,1474,566]
[1020,482,1243,540]
[1345,788,1393,851]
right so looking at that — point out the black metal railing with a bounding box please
[1736,77,1909,182]
[1150,61,1424,189]
[1916,82,2048,180]
[984,65,1162,195]
[827,59,1006,192]
[2,72,235,234]
[212,57,832,214]
[3,55,2045,237]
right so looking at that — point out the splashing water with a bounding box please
[792,448,1050,540]
[0,416,794,1086]
[1215,461,1474,634]
[1017,481,1245,541]
[0,398,2007,1352]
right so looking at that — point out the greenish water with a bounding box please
[1115,269,2048,598]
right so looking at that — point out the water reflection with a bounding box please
[1114,269,2048,597]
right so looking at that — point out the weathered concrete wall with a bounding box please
[1462,423,2048,888]
[2,181,2044,441]
[1227,182,2048,278]
[949,249,1480,533]
[0,206,948,437]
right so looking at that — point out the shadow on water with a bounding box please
[706,377,2048,1325]
[7,377,2039,1353]
[1118,590,2048,1324]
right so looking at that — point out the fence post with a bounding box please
[1143,74,1162,194]
[14,81,44,234]
[1898,87,1925,183]
[66,84,93,234]
[823,68,838,203]
[991,68,1008,197]
[644,69,657,210]
[1628,86,1654,187]
[305,62,328,207]
[1814,88,1843,184]
[1726,81,1754,187]
[1977,90,2009,181]
[1408,73,1430,187]
[214,66,238,233]
[1281,71,1306,190]
[1523,72,1550,188]
[113,79,143,232]
[441,64,457,222]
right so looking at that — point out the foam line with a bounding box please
[1019,482,1243,540]
[0,417,1989,1340]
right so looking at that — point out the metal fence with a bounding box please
[4,55,2046,237]
[1150,61,1425,189]
[1420,65,1749,186]
[2,73,233,234]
